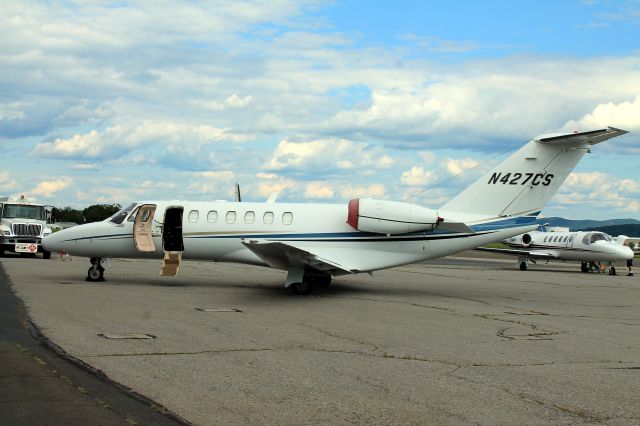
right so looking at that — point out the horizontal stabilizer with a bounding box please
[537,127,628,146]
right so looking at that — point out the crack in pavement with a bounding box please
[319,295,457,313]
[443,368,612,423]
[473,313,566,340]
[84,348,272,357]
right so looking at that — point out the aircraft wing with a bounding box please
[241,239,357,275]
[475,246,558,260]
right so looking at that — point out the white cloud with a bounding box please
[550,172,640,213]
[32,122,250,160]
[445,158,480,176]
[265,138,393,173]
[400,166,438,186]
[304,182,335,199]
[563,94,640,132]
[340,184,386,199]
[258,177,298,198]
[31,178,72,197]
[0,172,17,192]
[71,163,100,170]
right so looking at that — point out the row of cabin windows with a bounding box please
[544,235,575,243]
[187,210,293,225]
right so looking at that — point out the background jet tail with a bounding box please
[440,127,628,218]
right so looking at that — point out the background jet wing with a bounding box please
[241,239,357,275]
[475,246,558,260]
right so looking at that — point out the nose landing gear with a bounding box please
[87,257,105,282]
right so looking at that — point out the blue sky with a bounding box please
[1,0,639,219]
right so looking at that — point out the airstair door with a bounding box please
[133,204,157,252]
[161,207,184,276]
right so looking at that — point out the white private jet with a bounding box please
[477,229,634,274]
[43,127,628,294]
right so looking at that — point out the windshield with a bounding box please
[109,203,137,224]
[583,232,612,245]
[2,204,46,220]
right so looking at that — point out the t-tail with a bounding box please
[440,127,628,221]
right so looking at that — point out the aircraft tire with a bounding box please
[289,281,314,295]
[609,266,616,276]
[42,250,51,260]
[519,261,527,271]
[581,262,589,273]
[315,275,331,288]
[87,265,105,282]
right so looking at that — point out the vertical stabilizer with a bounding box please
[440,127,628,217]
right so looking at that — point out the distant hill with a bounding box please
[538,217,640,231]
[574,224,640,237]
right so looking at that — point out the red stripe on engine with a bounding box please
[347,198,359,229]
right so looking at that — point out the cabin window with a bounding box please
[226,211,236,224]
[207,210,218,223]
[188,210,199,223]
[245,211,255,224]
[263,211,274,224]
[282,212,293,225]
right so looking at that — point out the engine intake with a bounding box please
[347,198,441,234]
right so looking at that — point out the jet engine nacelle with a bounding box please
[505,233,533,247]
[347,198,441,234]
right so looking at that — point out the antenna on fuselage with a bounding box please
[234,182,242,202]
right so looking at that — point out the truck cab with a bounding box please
[0,195,53,258]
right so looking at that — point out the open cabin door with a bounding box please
[161,207,184,276]
[133,204,157,252]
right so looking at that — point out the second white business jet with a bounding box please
[43,127,628,294]
[477,229,634,274]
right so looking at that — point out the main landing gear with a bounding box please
[287,268,332,295]
[87,257,105,282]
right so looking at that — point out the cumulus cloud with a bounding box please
[340,184,386,199]
[0,172,17,192]
[550,172,640,214]
[305,182,335,199]
[445,158,480,176]
[265,138,393,175]
[400,166,438,186]
[31,178,73,197]
[32,122,250,160]
[563,94,640,132]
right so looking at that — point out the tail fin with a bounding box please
[440,127,628,217]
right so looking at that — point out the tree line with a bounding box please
[51,204,122,224]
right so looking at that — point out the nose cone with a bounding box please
[621,246,635,260]
[42,229,70,253]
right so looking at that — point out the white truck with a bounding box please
[0,195,53,258]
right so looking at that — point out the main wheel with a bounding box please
[581,262,589,273]
[289,281,314,295]
[315,275,332,288]
[519,261,527,271]
[87,265,105,282]
[42,250,51,259]
[609,266,616,276]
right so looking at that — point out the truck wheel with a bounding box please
[42,250,51,260]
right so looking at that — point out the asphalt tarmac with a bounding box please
[1,253,638,425]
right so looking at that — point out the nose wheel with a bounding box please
[87,257,105,282]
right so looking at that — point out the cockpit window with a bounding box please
[109,203,136,224]
[583,232,611,245]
